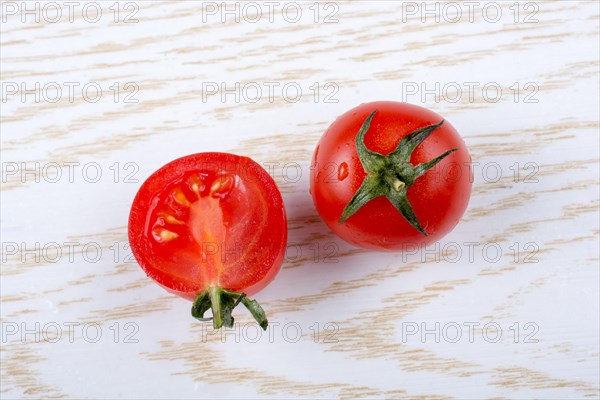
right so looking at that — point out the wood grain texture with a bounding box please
[1,1,599,399]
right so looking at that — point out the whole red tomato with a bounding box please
[129,152,287,329]
[310,102,472,251]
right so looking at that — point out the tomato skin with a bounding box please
[310,102,472,250]
[129,152,287,301]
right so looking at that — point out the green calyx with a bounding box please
[191,286,268,330]
[339,110,458,236]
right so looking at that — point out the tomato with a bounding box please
[310,101,472,251]
[128,152,287,329]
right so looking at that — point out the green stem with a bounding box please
[208,286,224,329]
[191,287,268,330]
[383,171,405,192]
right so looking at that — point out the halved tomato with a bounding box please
[129,152,287,329]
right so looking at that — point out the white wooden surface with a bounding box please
[1,1,599,398]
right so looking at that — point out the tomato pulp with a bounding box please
[129,152,287,329]
[310,102,472,251]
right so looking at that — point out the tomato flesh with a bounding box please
[129,153,287,301]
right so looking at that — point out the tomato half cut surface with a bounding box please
[128,152,287,330]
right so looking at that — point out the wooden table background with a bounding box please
[1,1,599,398]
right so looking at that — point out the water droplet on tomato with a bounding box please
[337,162,349,181]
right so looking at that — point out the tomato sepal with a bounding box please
[191,291,212,321]
[340,110,458,236]
[339,175,387,223]
[191,287,268,331]
[385,188,426,236]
